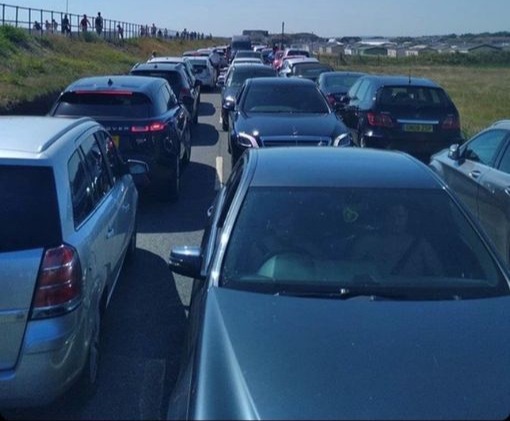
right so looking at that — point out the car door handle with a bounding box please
[106,227,114,239]
[469,170,481,179]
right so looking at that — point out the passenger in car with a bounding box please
[351,203,443,277]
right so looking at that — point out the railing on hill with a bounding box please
[0,2,176,40]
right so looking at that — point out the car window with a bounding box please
[324,74,363,90]
[221,187,507,298]
[227,68,276,87]
[347,78,363,99]
[132,70,183,98]
[464,129,507,166]
[53,92,153,118]
[242,84,329,113]
[81,134,113,205]
[68,149,95,227]
[354,79,372,102]
[94,130,124,183]
[497,139,510,174]
[1,165,62,252]
[378,86,450,108]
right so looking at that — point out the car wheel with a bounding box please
[79,311,102,396]
[222,114,228,132]
[125,223,137,264]
[182,128,192,167]
[168,152,180,201]
[358,132,367,148]
[193,109,198,125]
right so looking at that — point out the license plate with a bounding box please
[403,124,434,133]
[112,135,120,148]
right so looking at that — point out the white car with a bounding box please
[187,57,217,90]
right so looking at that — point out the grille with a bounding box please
[261,136,330,147]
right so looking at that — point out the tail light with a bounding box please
[367,112,393,128]
[31,244,82,320]
[131,122,167,133]
[442,115,460,130]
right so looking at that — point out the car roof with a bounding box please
[320,71,366,78]
[359,74,441,88]
[248,148,442,189]
[0,116,95,156]
[62,75,166,92]
[147,56,186,63]
[230,63,275,71]
[245,77,317,87]
[490,120,510,130]
[132,62,184,72]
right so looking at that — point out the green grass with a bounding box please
[0,26,508,139]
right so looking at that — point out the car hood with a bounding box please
[234,112,344,139]
[191,288,510,420]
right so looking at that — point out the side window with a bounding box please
[156,85,171,112]
[354,79,371,104]
[81,134,113,204]
[95,130,124,183]
[464,129,507,166]
[496,139,510,174]
[166,82,178,107]
[68,150,94,227]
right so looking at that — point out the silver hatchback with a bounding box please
[0,116,146,407]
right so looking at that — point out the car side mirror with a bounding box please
[448,144,461,161]
[168,246,204,279]
[216,79,225,87]
[194,79,202,87]
[339,95,350,104]
[224,101,235,112]
[126,159,150,187]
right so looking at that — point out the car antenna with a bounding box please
[108,78,113,86]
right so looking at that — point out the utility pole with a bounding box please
[281,21,285,50]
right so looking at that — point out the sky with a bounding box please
[13,0,510,38]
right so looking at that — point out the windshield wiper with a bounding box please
[275,288,410,300]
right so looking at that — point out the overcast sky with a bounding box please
[14,0,510,38]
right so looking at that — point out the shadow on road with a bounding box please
[198,101,216,117]
[192,122,219,147]
[137,160,217,235]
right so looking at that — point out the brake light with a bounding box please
[367,112,393,128]
[442,115,460,130]
[31,244,82,319]
[75,90,133,95]
[131,122,167,133]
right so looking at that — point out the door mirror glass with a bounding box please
[168,246,204,279]
[448,144,461,161]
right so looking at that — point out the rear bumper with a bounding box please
[0,307,87,408]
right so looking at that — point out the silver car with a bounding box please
[0,116,146,407]
[430,120,510,266]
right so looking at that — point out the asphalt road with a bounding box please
[2,90,228,421]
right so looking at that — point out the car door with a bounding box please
[476,132,510,264]
[440,129,507,222]
[96,130,137,278]
[78,132,118,294]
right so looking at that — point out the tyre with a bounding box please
[78,311,102,397]
[222,113,228,132]
[168,152,180,201]
[182,128,192,167]
[193,109,198,125]
[125,223,137,264]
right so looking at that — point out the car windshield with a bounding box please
[227,68,277,87]
[221,187,508,299]
[235,51,261,59]
[324,74,364,90]
[131,70,183,94]
[293,64,332,78]
[378,86,451,108]
[242,84,330,113]
[52,92,152,118]
[0,165,61,252]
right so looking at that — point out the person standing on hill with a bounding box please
[61,14,70,35]
[95,12,103,36]
[80,14,90,32]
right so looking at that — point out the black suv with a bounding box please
[49,75,192,201]
[130,62,200,125]
[338,75,463,159]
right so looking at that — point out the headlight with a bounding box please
[333,132,352,147]
[237,132,259,148]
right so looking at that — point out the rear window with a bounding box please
[228,68,277,87]
[293,64,332,78]
[131,70,184,95]
[287,50,310,57]
[378,86,451,108]
[1,165,61,252]
[52,92,152,118]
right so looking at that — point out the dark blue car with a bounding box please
[225,77,352,167]
[168,147,510,420]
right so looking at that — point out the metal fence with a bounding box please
[0,2,177,40]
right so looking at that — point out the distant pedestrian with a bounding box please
[117,24,124,40]
[150,50,157,60]
[80,14,90,32]
[95,12,103,36]
[61,14,70,35]
[45,20,51,33]
[163,28,168,39]
[52,19,58,33]
[33,21,42,32]
[151,23,157,37]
